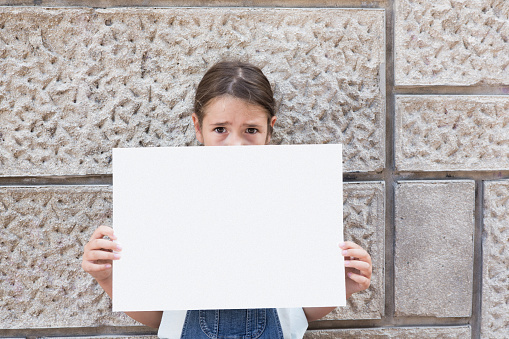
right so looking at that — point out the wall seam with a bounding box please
[383,0,396,329]
[471,179,484,339]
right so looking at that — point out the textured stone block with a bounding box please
[396,95,509,172]
[320,182,384,320]
[46,337,157,339]
[0,186,137,328]
[0,0,385,5]
[0,182,384,328]
[0,7,385,175]
[395,0,509,86]
[394,181,475,317]
[482,180,509,339]
[304,326,471,338]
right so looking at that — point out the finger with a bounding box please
[341,248,371,262]
[345,266,372,281]
[344,259,372,275]
[87,238,122,252]
[84,250,121,262]
[347,271,371,287]
[82,260,112,272]
[339,241,363,250]
[339,242,371,259]
[89,225,116,241]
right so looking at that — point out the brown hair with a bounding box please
[194,61,276,135]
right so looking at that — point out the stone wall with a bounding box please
[0,1,507,338]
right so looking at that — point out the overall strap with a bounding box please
[276,308,309,339]
[157,310,187,339]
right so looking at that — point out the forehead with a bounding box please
[203,96,269,122]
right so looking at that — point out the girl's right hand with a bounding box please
[81,225,122,283]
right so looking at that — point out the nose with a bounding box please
[225,133,244,146]
[225,132,244,146]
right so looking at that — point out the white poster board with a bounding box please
[112,144,345,312]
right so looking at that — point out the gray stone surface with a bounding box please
[0,186,137,328]
[0,0,384,5]
[304,326,471,338]
[320,182,385,320]
[482,180,509,339]
[394,181,475,317]
[0,182,383,328]
[395,95,509,172]
[46,337,157,339]
[395,0,509,86]
[0,7,385,176]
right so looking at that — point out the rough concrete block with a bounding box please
[46,337,157,339]
[304,326,471,338]
[0,7,385,175]
[0,186,138,328]
[320,182,385,320]
[482,180,509,339]
[0,0,385,5]
[395,95,509,172]
[394,181,475,317]
[395,0,509,86]
[0,182,383,328]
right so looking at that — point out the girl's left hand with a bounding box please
[340,241,372,299]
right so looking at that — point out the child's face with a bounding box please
[192,96,277,146]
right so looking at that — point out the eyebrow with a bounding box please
[209,122,265,127]
[209,122,230,126]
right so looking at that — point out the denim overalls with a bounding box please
[180,308,284,339]
[158,308,308,339]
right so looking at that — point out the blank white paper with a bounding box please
[112,144,345,312]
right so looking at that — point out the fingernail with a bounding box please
[347,272,353,278]
[342,250,348,255]
[344,260,350,266]
[339,242,346,248]
[116,243,122,251]
[113,253,121,259]
[105,264,111,268]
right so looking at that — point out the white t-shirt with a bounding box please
[157,308,308,339]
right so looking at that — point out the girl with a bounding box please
[82,61,372,338]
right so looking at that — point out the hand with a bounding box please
[340,241,372,299]
[81,225,122,283]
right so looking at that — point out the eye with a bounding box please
[214,127,227,133]
[246,128,258,134]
